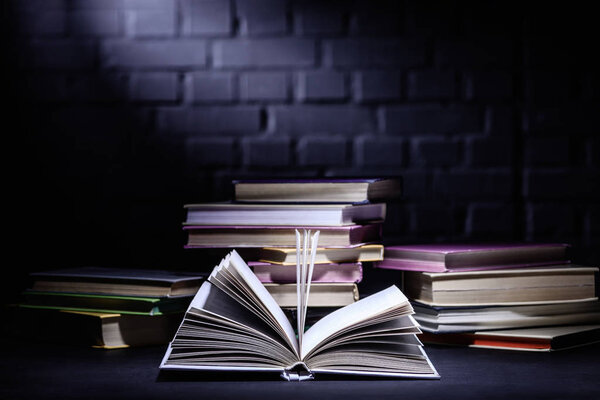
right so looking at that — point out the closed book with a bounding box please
[184,224,381,248]
[419,325,600,352]
[8,307,183,349]
[183,203,386,226]
[403,265,598,306]
[20,291,194,316]
[30,267,206,297]
[258,244,384,265]
[412,300,600,333]
[233,178,402,204]
[375,243,570,272]
[264,283,359,308]
[249,261,363,283]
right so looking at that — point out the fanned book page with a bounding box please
[160,230,439,380]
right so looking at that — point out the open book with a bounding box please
[160,230,439,380]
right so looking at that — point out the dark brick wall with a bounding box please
[3,1,599,296]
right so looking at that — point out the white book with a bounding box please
[160,231,439,381]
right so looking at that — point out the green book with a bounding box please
[20,290,194,316]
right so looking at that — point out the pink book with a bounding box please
[248,261,363,284]
[374,243,570,273]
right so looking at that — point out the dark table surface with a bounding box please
[2,337,600,400]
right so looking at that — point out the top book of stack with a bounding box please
[232,178,402,204]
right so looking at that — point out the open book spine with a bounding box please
[284,229,319,382]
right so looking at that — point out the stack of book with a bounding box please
[10,267,205,349]
[375,244,600,351]
[183,178,402,316]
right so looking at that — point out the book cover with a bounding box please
[249,261,363,283]
[375,243,570,272]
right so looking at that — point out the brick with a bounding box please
[382,105,482,135]
[524,169,600,199]
[243,137,291,167]
[467,137,513,167]
[353,71,401,103]
[70,0,123,8]
[213,38,315,68]
[102,40,206,68]
[125,9,176,37]
[16,11,66,36]
[410,203,455,235]
[129,72,178,102]
[271,105,375,136]
[294,1,345,35]
[527,203,575,238]
[524,137,570,167]
[19,73,68,102]
[525,71,574,104]
[404,0,457,36]
[349,0,402,35]
[523,106,598,135]
[240,72,288,102]
[236,0,287,36]
[399,170,430,201]
[354,136,404,167]
[407,70,455,100]
[296,71,346,102]
[68,72,127,102]
[411,138,461,167]
[323,38,425,67]
[466,203,514,236]
[464,71,513,100]
[181,0,232,36]
[30,41,96,70]
[297,136,347,166]
[186,137,236,167]
[187,72,235,103]
[69,10,121,36]
[157,106,261,135]
[485,106,514,136]
[434,170,512,199]
[435,38,513,68]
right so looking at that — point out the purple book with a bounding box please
[374,243,570,272]
[183,224,382,248]
[248,261,363,284]
[232,178,402,204]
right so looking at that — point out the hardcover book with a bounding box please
[249,261,363,284]
[19,291,194,316]
[419,325,600,352]
[184,224,381,248]
[183,203,386,226]
[29,267,207,298]
[402,266,598,306]
[375,243,570,272]
[232,178,402,204]
[258,244,384,265]
[264,283,359,308]
[159,231,439,380]
[412,300,600,333]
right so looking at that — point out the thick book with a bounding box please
[8,307,182,349]
[19,291,194,316]
[374,243,570,272]
[402,266,598,306]
[233,178,402,204]
[412,300,600,333]
[419,325,600,352]
[250,261,363,283]
[264,283,359,308]
[29,267,206,297]
[183,224,381,248]
[258,244,384,265]
[160,234,439,380]
[183,203,386,226]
